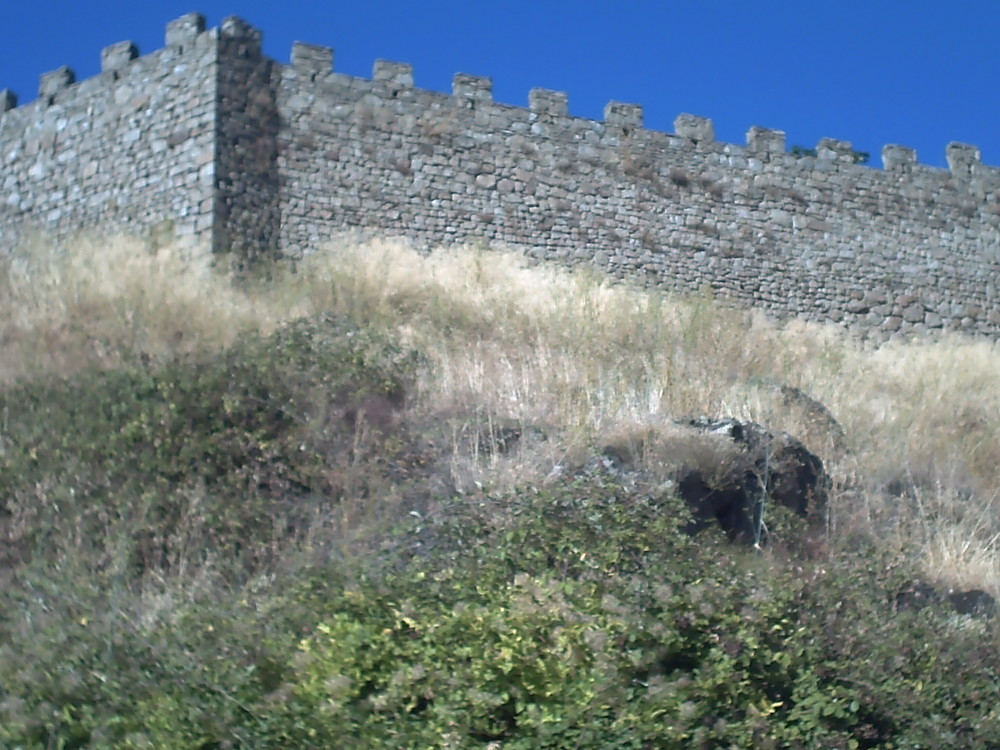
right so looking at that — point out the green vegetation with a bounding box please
[1,235,999,747]
[791,145,871,165]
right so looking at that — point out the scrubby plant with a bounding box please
[270,482,999,749]
[2,234,1000,747]
[0,313,418,579]
[6,477,991,748]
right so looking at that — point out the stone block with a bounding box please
[902,304,925,323]
[882,144,916,171]
[674,113,714,143]
[373,60,413,89]
[604,101,643,130]
[747,126,785,154]
[816,138,854,165]
[165,13,206,46]
[291,42,333,78]
[101,41,138,72]
[529,88,568,117]
[946,142,981,176]
[39,66,75,101]
[221,16,262,50]
[453,73,492,102]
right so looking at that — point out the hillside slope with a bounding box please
[1,236,999,747]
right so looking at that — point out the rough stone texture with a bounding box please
[1,12,218,249]
[3,14,1000,335]
[214,16,280,265]
[674,418,828,544]
[597,417,828,545]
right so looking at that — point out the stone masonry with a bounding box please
[2,13,1000,336]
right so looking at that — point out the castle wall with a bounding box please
[2,14,1000,338]
[276,47,1000,337]
[214,17,280,265]
[0,13,218,250]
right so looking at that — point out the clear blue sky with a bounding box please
[1,1,996,169]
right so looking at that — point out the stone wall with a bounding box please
[2,14,999,337]
[0,13,218,250]
[215,17,280,265]
[277,44,1000,337]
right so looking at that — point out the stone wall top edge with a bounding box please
[277,51,994,183]
[0,12,225,115]
[0,12,995,182]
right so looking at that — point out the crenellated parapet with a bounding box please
[0,12,221,252]
[3,12,994,181]
[2,13,1000,338]
[271,27,1000,338]
[165,12,206,46]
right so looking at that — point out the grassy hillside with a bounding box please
[1,235,999,747]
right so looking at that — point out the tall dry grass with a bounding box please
[4,233,1000,592]
[0,235,309,380]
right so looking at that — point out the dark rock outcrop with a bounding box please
[896,581,996,618]
[600,417,829,544]
[948,588,996,617]
[677,418,828,543]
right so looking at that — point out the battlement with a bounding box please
[272,38,990,179]
[1,13,991,176]
[2,14,999,339]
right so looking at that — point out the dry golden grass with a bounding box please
[4,233,1000,593]
[0,234,308,380]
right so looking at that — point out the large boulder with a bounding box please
[896,581,996,619]
[601,417,828,544]
[677,417,828,543]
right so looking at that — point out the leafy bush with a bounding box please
[0,314,416,576]
[3,470,1000,747]
[272,483,1000,749]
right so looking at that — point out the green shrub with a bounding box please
[255,479,1000,748]
[0,314,416,576]
[4,291,1000,747]
[3,472,1000,747]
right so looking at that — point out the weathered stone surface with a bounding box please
[677,418,827,543]
[2,14,1000,337]
[902,304,926,323]
[600,417,828,544]
[896,581,996,619]
[2,15,217,251]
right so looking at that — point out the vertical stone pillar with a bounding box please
[674,113,714,144]
[529,88,568,117]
